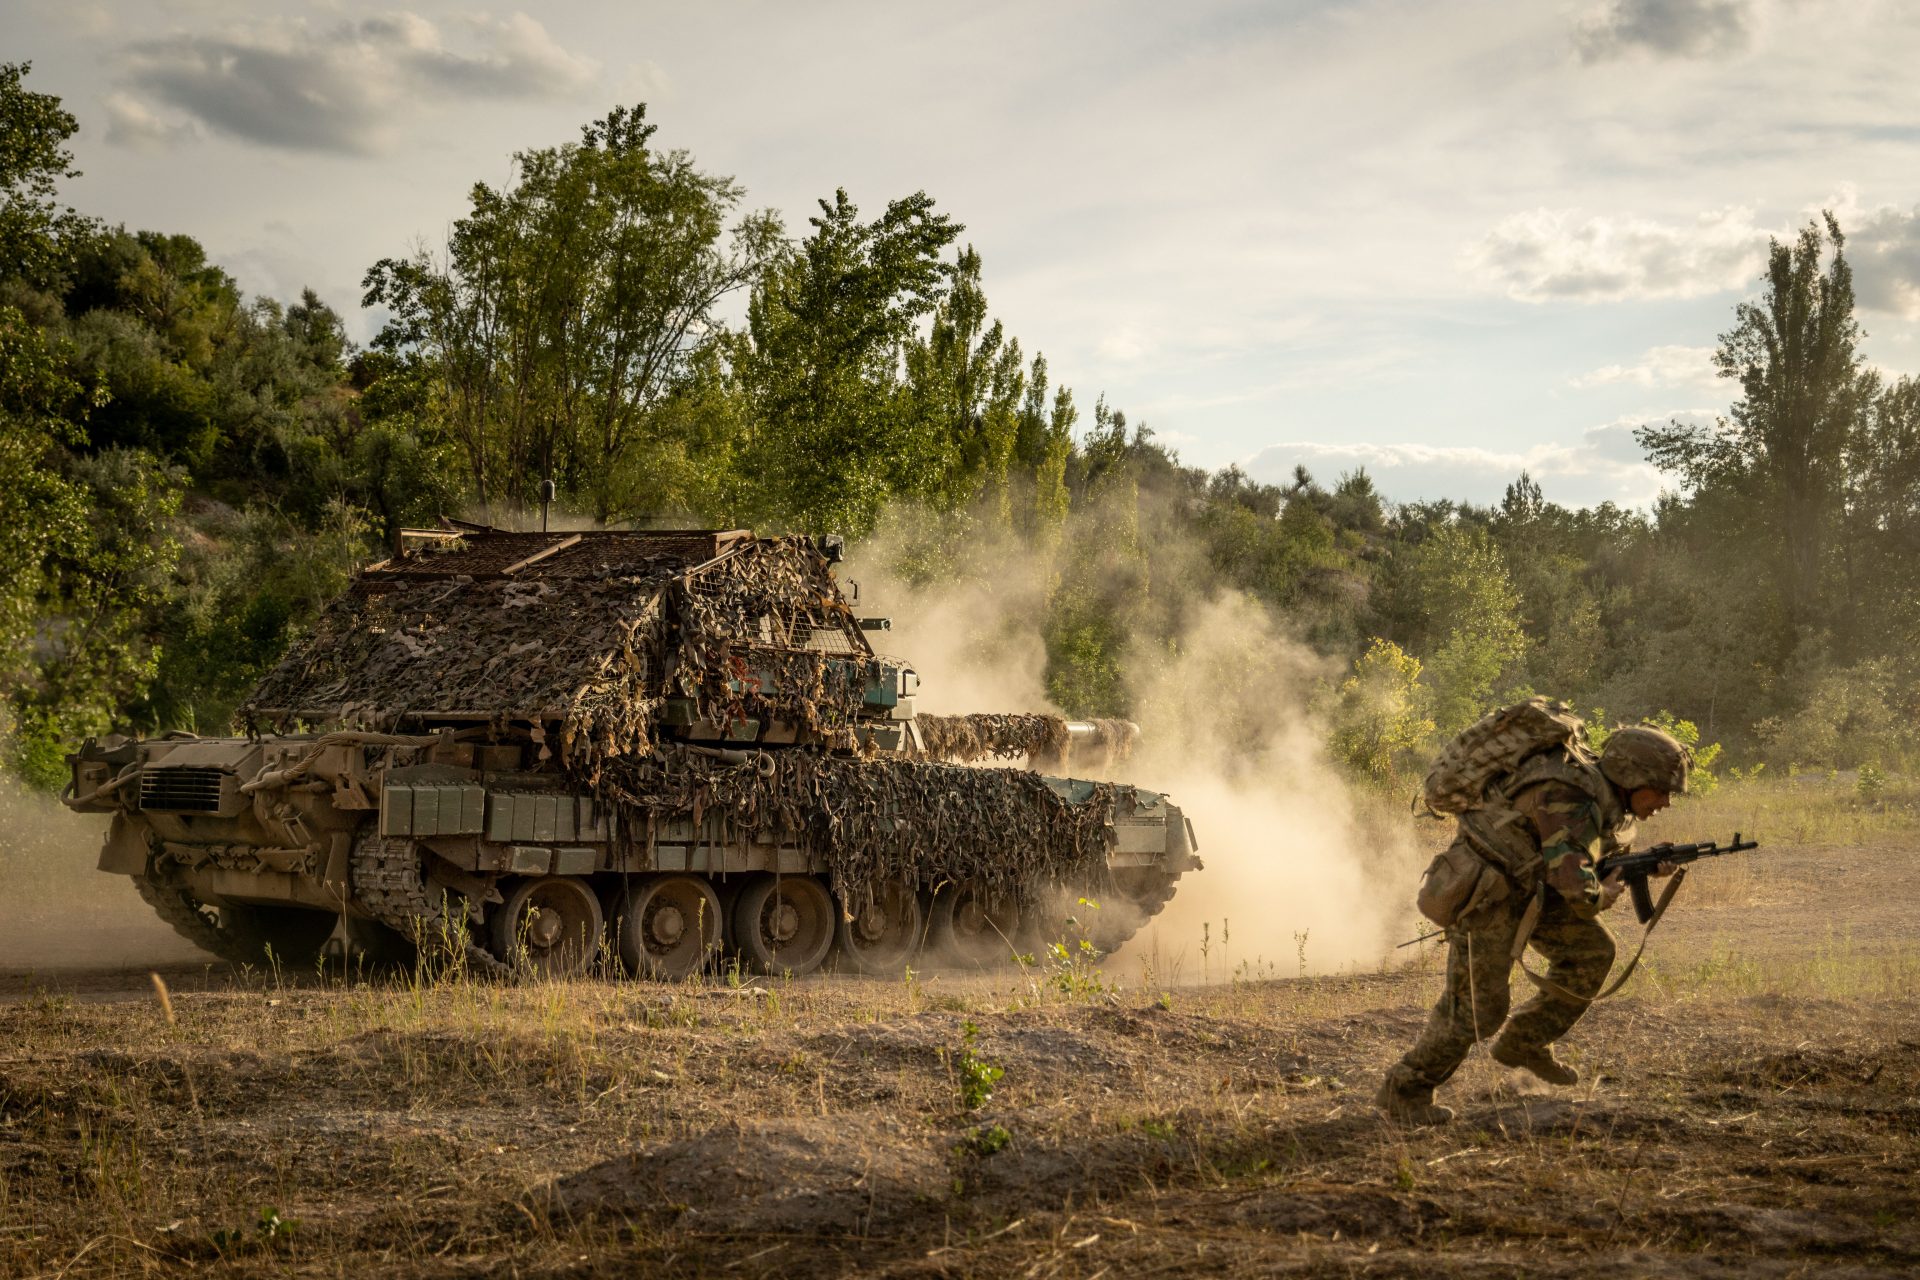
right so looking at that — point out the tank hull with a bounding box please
[69,731,1197,976]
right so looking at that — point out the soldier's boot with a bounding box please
[1374,1065,1455,1126]
[1489,1036,1579,1086]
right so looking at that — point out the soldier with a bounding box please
[1376,724,1689,1125]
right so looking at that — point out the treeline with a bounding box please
[3,63,1917,789]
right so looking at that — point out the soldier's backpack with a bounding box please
[1414,698,1602,928]
[1421,697,1593,816]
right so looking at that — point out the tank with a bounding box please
[64,525,1199,978]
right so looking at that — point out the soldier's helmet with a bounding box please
[1599,726,1691,796]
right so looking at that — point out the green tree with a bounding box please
[1846,375,1920,649]
[365,105,780,520]
[728,188,962,533]
[0,61,89,289]
[14,448,183,785]
[1491,471,1608,700]
[0,308,94,696]
[1638,214,1875,633]
[1012,354,1075,541]
[0,62,100,735]
[899,246,1039,513]
[1407,524,1528,733]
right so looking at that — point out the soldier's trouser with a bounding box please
[1391,892,1616,1091]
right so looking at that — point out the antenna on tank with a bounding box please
[540,478,556,533]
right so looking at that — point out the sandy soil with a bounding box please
[0,837,1914,1277]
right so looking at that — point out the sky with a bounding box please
[13,0,1920,509]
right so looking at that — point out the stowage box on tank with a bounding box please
[66,524,1199,977]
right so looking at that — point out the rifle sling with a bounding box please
[1509,885,1545,962]
[1518,867,1689,1004]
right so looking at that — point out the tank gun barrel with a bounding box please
[1062,719,1137,743]
[912,713,1138,769]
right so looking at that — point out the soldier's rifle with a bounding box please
[1598,833,1760,924]
[1396,831,1763,949]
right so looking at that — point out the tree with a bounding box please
[1846,375,1920,648]
[1331,638,1435,786]
[12,447,183,786]
[0,63,99,737]
[0,61,88,289]
[365,105,780,519]
[900,245,1033,511]
[1406,524,1528,733]
[1488,471,1608,701]
[0,308,94,698]
[1637,214,1875,631]
[1013,354,1075,540]
[728,188,962,533]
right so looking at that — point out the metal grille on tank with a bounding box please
[139,767,226,813]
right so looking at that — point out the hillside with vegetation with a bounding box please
[4,61,1918,788]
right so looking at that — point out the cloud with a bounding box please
[102,91,199,149]
[1466,206,1769,302]
[1845,203,1920,319]
[1570,344,1721,390]
[1574,0,1755,63]
[389,13,597,98]
[113,11,598,153]
[1242,413,1719,510]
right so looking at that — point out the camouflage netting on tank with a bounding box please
[667,553,870,743]
[245,575,671,737]
[1077,718,1139,768]
[243,534,871,775]
[914,714,1139,771]
[593,747,1117,910]
[915,713,1069,763]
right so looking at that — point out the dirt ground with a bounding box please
[2,820,1916,1277]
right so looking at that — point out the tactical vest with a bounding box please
[1457,746,1632,888]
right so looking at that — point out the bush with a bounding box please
[1330,637,1434,786]
[1754,659,1920,772]
[1642,710,1723,797]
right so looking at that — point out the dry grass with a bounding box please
[1,781,1916,1277]
[1649,769,1920,848]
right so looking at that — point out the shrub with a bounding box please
[1330,637,1434,786]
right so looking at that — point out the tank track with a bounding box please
[348,827,507,977]
[1086,869,1184,954]
[132,874,260,967]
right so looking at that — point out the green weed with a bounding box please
[950,1019,1004,1110]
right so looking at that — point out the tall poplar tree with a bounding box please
[1638,214,1875,632]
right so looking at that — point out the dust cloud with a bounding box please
[846,524,1420,984]
[1113,593,1416,981]
[0,772,206,972]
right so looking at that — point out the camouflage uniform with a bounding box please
[1384,775,1625,1101]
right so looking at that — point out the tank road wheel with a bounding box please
[833,879,925,976]
[490,876,604,977]
[929,881,1023,968]
[618,875,724,980]
[732,875,835,976]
